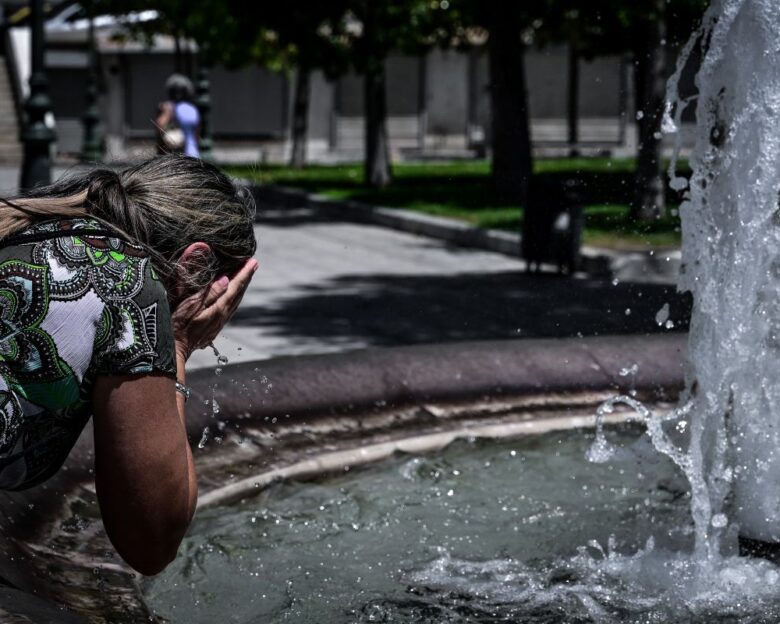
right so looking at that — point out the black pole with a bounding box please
[567,44,580,157]
[80,12,101,162]
[20,0,56,189]
[195,60,213,159]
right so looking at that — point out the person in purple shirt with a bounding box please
[156,74,201,158]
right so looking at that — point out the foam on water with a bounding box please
[409,543,780,622]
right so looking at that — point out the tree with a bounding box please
[554,0,709,222]
[484,1,534,203]
[631,0,667,221]
[338,1,453,188]
[446,1,551,204]
[222,1,350,168]
[97,0,351,168]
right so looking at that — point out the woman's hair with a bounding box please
[0,155,257,303]
[165,73,194,102]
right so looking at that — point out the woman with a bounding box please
[156,74,200,158]
[0,155,257,575]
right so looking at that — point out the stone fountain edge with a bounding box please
[0,333,687,622]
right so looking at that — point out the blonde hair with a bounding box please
[3,155,257,301]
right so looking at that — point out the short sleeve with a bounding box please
[90,256,176,379]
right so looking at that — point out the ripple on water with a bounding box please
[142,426,780,623]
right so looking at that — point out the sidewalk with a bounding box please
[0,164,89,196]
[189,205,690,370]
[0,165,691,372]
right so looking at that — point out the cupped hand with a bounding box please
[172,258,258,361]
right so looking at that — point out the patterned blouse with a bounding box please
[0,218,176,490]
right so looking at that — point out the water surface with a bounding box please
[142,426,780,623]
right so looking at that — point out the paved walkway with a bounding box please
[0,165,691,371]
[188,206,690,370]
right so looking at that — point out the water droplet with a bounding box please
[655,303,670,326]
[712,513,728,528]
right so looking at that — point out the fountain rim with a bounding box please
[188,333,686,508]
[0,333,687,622]
[196,409,637,510]
[184,333,687,437]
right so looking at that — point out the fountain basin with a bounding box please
[0,335,686,622]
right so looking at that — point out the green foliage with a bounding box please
[91,0,711,76]
[219,1,351,75]
[229,159,685,249]
[328,0,460,74]
[546,0,710,57]
[92,0,219,47]
[91,0,347,74]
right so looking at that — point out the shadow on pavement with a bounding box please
[231,271,692,348]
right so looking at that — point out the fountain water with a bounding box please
[663,0,780,548]
[143,1,780,620]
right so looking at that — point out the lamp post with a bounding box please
[20,0,56,190]
[195,61,213,160]
[80,11,101,162]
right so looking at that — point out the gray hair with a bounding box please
[2,155,257,304]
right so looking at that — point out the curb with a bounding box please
[184,333,687,437]
[243,182,682,283]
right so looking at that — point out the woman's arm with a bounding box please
[92,257,257,575]
[92,372,194,576]
[155,101,173,132]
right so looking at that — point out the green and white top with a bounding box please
[0,218,176,490]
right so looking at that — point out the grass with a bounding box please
[228,158,685,250]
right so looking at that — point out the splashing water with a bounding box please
[591,0,780,582]
[147,3,780,619]
[147,431,780,622]
[669,0,780,551]
[209,342,229,375]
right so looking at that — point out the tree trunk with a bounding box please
[486,2,533,204]
[363,5,392,188]
[290,67,311,169]
[567,45,580,158]
[631,3,667,222]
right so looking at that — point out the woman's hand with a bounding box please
[172,258,258,361]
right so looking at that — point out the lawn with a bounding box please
[228,158,685,250]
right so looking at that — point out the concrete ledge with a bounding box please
[245,183,682,283]
[185,334,687,436]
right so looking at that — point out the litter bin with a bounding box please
[521,178,583,274]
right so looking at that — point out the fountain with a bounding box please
[3,0,780,621]
[664,0,780,547]
[141,1,780,620]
